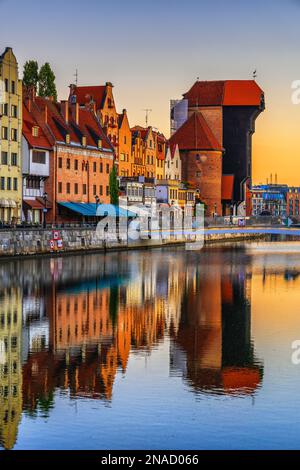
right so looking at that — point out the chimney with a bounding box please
[71,102,79,125]
[44,104,48,124]
[61,100,69,123]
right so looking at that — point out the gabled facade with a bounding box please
[24,88,114,223]
[118,109,132,177]
[0,47,22,224]
[69,82,119,155]
[131,126,156,178]
[22,96,52,224]
[155,132,166,180]
[131,127,145,177]
[165,143,181,181]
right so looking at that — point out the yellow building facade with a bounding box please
[0,47,22,223]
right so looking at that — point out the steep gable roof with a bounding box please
[183,80,263,107]
[71,85,106,109]
[22,102,52,149]
[169,112,222,151]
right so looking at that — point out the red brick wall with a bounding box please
[180,149,222,216]
[45,146,113,223]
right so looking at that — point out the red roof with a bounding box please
[71,86,106,109]
[183,80,263,107]
[222,175,234,200]
[169,112,222,151]
[32,97,113,151]
[22,102,52,149]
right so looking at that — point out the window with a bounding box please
[26,176,40,189]
[106,163,110,174]
[32,150,46,164]
[74,159,78,171]
[66,158,70,169]
[2,127,8,140]
[99,185,103,196]
[11,153,17,166]
[1,178,5,190]
[106,186,109,196]
[11,81,15,94]
[11,105,17,118]
[124,136,127,144]
[93,162,96,172]
[11,129,17,141]
[58,182,62,193]
[7,178,11,190]
[83,184,87,195]
[93,185,96,195]
[100,162,103,173]
[4,79,9,92]
[3,103,8,116]
[66,183,70,194]
[13,178,18,191]
[74,183,78,194]
[58,157,62,168]
[1,152,8,165]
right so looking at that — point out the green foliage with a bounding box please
[109,165,119,205]
[23,60,39,89]
[38,62,57,101]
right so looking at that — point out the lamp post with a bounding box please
[42,192,48,229]
[95,195,100,222]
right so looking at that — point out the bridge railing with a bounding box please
[205,216,283,228]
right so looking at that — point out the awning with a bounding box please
[222,175,234,201]
[23,199,45,210]
[0,199,10,207]
[58,202,136,218]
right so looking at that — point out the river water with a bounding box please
[1,241,300,450]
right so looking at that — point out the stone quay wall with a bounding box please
[0,227,264,258]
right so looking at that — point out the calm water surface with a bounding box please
[1,241,300,450]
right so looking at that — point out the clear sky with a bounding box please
[1,0,300,185]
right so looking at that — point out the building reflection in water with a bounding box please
[0,248,265,449]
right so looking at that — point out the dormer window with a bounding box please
[82,136,87,147]
[98,139,102,149]
[65,134,70,144]
[32,126,39,137]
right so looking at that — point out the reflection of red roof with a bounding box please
[169,112,222,151]
[183,80,263,107]
[71,86,106,109]
[222,175,234,200]
[22,103,52,149]
[222,367,261,394]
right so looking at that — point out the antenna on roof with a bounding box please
[74,69,78,86]
[143,108,152,127]
[253,69,257,80]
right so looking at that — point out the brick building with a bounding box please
[169,112,223,215]
[23,88,114,223]
[170,80,265,215]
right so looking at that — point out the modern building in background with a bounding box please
[0,47,22,223]
[251,184,288,217]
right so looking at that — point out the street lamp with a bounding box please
[95,195,100,220]
[42,192,48,229]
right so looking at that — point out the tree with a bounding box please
[23,60,39,89]
[109,165,119,205]
[38,62,57,101]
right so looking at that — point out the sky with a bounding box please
[1,0,300,185]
